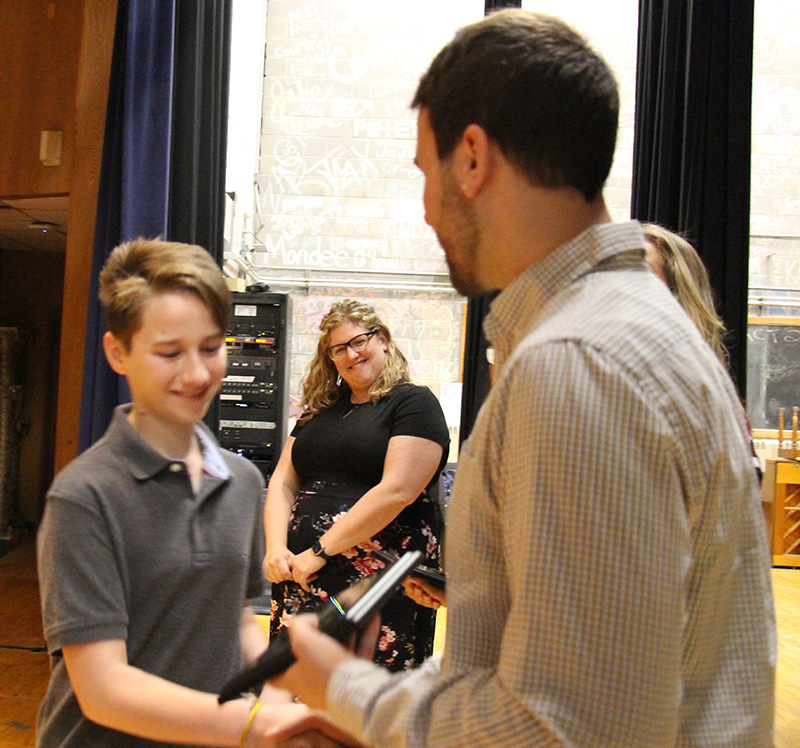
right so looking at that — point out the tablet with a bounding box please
[371,548,446,589]
[218,549,423,702]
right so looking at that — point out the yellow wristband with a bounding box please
[239,700,263,748]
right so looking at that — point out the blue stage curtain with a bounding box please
[79,0,233,451]
[167,0,233,435]
[632,0,754,395]
[78,0,176,452]
[168,1,232,264]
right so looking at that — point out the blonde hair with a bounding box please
[300,300,410,422]
[642,224,727,367]
[99,237,230,350]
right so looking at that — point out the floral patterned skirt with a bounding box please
[269,479,442,671]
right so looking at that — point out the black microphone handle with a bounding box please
[218,552,421,704]
[218,604,355,703]
[218,636,296,703]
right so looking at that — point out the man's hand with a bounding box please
[249,700,367,747]
[291,549,327,591]
[272,614,380,709]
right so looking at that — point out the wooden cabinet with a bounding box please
[0,1,84,198]
[762,459,800,566]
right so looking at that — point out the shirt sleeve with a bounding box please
[324,339,695,748]
[37,492,130,652]
[389,385,450,448]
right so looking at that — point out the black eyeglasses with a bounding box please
[326,330,378,361]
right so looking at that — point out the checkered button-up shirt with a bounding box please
[328,222,776,748]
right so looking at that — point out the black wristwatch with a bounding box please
[311,539,332,561]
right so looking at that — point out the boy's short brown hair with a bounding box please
[99,237,231,350]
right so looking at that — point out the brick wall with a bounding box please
[243,0,799,438]
[249,0,482,418]
[248,0,638,418]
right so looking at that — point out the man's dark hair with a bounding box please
[412,9,619,202]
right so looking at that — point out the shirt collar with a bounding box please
[484,221,645,367]
[195,422,230,479]
[105,404,230,481]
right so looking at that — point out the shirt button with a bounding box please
[169,463,183,473]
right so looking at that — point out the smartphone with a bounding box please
[218,549,423,703]
[370,548,446,590]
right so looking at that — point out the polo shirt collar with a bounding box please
[104,404,230,481]
[195,422,230,479]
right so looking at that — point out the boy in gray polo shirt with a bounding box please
[36,238,356,748]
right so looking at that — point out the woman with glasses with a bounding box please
[264,299,450,671]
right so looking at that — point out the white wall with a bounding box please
[749,0,800,300]
[226,1,800,455]
[225,0,269,265]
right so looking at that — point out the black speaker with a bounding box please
[216,291,292,482]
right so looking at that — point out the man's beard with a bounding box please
[437,175,485,297]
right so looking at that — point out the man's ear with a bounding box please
[103,331,127,375]
[453,123,492,198]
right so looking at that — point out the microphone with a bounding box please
[218,549,422,703]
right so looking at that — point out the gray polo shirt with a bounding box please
[36,405,266,748]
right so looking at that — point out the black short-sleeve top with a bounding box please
[291,382,450,493]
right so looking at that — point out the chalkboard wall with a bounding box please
[747,318,800,431]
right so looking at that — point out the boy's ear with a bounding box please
[103,331,127,375]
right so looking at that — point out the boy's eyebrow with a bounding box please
[150,340,183,350]
[150,332,224,346]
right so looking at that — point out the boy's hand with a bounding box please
[249,701,367,747]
